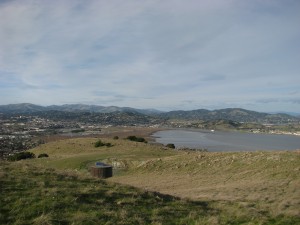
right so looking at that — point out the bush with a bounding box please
[7,151,36,161]
[126,136,147,143]
[166,143,175,149]
[94,140,105,147]
[71,129,85,133]
[113,136,119,140]
[38,153,49,158]
[94,140,113,148]
[105,143,112,147]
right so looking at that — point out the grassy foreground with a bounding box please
[0,161,216,225]
[1,137,300,224]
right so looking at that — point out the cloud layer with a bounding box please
[1,0,299,112]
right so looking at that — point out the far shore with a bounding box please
[38,126,300,145]
[39,126,167,143]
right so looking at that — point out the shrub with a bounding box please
[105,143,112,147]
[126,136,147,143]
[166,143,175,149]
[7,151,36,161]
[38,153,49,158]
[94,140,113,148]
[94,140,105,147]
[71,129,85,133]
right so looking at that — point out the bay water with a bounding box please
[152,129,300,151]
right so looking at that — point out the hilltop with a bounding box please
[1,136,299,224]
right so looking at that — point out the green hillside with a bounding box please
[1,137,300,224]
[1,161,215,225]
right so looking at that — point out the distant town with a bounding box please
[1,103,299,158]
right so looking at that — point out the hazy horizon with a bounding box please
[1,0,299,112]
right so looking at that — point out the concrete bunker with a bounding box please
[90,162,113,178]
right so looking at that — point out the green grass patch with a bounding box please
[1,160,299,224]
[0,161,211,224]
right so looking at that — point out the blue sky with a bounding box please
[0,0,299,112]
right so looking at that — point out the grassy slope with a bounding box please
[0,161,214,225]
[1,137,300,224]
[111,151,300,213]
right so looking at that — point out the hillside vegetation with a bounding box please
[1,161,215,225]
[1,137,300,224]
[1,103,298,124]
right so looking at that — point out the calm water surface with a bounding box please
[152,129,300,151]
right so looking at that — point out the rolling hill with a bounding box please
[0,103,162,115]
[0,103,298,124]
[161,108,299,123]
[2,136,299,224]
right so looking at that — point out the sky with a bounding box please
[0,0,300,112]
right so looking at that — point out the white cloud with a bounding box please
[0,0,299,111]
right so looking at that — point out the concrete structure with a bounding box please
[90,162,113,178]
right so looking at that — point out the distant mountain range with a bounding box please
[160,108,299,123]
[0,103,162,115]
[0,103,299,124]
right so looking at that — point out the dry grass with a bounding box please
[0,160,225,224]
[110,151,300,217]
[24,136,300,223]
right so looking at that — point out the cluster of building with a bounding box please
[0,114,101,158]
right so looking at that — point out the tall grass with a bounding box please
[1,160,299,224]
[0,161,208,224]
